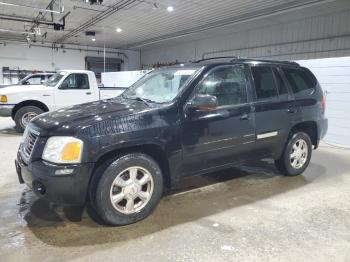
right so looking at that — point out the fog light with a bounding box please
[33,181,46,195]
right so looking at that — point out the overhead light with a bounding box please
[116,28,122,33]
[91,38,96,42]
[167,6,174,12]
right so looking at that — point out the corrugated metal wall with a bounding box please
[141,7,350,66]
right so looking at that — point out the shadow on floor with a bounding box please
[0,126,20,136]
[18,149,346,248]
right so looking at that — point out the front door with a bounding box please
[182,65,256,175]
[54,73,96,110]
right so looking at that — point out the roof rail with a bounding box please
[194,56,239,63]
[233,58,299,66]
[194,56,299,66]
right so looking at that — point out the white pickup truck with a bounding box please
[0,70,127,132]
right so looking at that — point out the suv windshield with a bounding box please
[122,68,199,103]
[46,72,67,87]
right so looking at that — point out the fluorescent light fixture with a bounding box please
[91,38,96,42]
[116,28,122,33]
[0,1,62,14]
[167,6,174,12]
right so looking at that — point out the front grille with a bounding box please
[20,128,39,162]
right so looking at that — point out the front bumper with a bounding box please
[16,152,95,205]
[0,104,14,117]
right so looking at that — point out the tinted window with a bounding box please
[197,66,247,106]
[61,74,89,90]
[283,68,316,93]
[251,66,278,100]
[273,68,288,95]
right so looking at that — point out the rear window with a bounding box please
[282,68,317,93]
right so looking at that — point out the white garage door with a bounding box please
[297,57,350,147]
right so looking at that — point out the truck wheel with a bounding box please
[14,106,44,132]
[92,153,163,226]
[275,132,312,176]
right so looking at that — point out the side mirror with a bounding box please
[59,82,69,89]
[186,94,218,113]
[22,81,29,85]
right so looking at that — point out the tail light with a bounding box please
[322,95,326,114]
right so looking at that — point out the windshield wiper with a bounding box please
[127,96,156,105]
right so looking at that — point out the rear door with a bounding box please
[54,73,97,109]
[182,65,256,174]
[250,65,298,157]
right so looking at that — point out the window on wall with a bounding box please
[282,68,316,93]
[196,65,247,106]
[251,66,278,100]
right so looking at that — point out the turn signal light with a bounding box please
[0,95,7,103]
[61,142,82,161]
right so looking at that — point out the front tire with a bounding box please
[92,153,163,226]
[14,106,44,132]
[275,132,312,176]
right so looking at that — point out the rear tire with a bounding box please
[92,153,163,226]
[275,132,312,176]
[14,106,44,132]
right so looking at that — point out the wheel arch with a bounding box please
[290,121,318,148]
[12,100,49,119]
[88,143,171,201]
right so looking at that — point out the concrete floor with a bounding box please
[0,117,349,262]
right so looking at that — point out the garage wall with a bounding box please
[141,7,350,66]
[298,57,350,147]
[0,43,140,84]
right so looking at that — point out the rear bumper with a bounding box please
[316,117,328,148]
[0,104,14,117]
[16,152,94,205]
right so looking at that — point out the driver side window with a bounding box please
[60,74,89,90]
[196,66,248,106]
[25,76,42,85]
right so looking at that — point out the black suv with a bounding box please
[15,58,328,226]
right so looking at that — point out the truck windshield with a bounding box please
[122,68,199,103]
[46,72,67,87]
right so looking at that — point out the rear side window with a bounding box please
[282,68,316,93]
[251,66,278,100]
[273,68,288,95]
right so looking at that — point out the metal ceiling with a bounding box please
[0,0,334,49]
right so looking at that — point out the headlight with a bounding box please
[0,95,7,103]
[42,137,83,164]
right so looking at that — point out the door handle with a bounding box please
[86,92,92,95]
[240,113,249,120]
[287,108,296,114]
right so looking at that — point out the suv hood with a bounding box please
[31,97,158,136]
